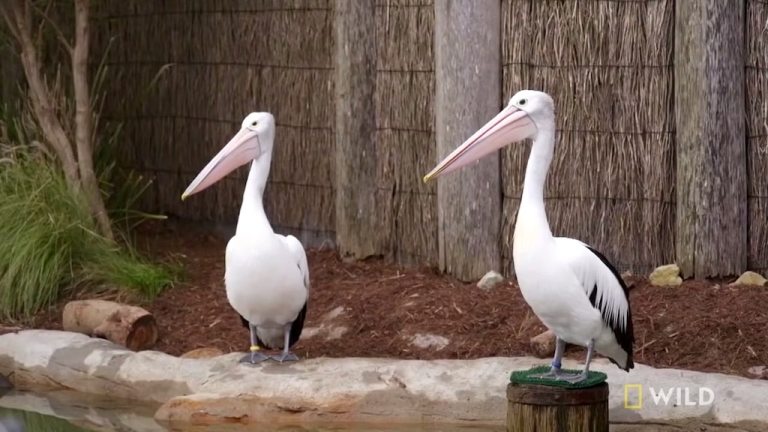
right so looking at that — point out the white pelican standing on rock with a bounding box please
[182,112,309,364]
[424,91,634,382]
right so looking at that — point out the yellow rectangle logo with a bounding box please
[624,384,642,410]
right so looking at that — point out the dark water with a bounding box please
[0,390,162,432]
[0,408,85,432]
[0,390,503,432]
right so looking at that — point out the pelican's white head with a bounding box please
[423,90,555,182]
[182,112,275,200]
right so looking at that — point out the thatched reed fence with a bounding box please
[94,1,336,246]
[87,0,767,280]
[500,0,676,276]
[746,0,768,278]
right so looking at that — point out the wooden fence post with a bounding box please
[507,382,609,432]
[434,0,502,281]
[674,0,747,278]
[334,0,387,259]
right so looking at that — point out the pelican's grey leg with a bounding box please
[559,339,595,383]
[239,324,269,364]
[271,323,299,362]
[531,337,566,379]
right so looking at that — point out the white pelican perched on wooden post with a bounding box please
[181,112,310,364]
[424,91,634,382]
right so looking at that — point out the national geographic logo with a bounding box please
[624,384,643,409]
[624,384,714,410]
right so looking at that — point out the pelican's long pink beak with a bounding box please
[181,127,261,200]
[423,106,537,182]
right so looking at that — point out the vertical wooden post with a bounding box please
[334,0,387,259]
[434,0,502,281]
[674,0,747,278]
[507,383,609,432]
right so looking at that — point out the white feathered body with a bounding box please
[225,230,309,349]
[514,235,630,368]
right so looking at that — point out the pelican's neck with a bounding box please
[236,151,273,237]
[515,125,555,246]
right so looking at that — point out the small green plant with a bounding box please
[0,112,174,320]
[82,245,175,300]
[0,147,85,318]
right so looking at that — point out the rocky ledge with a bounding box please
[1,330,767,430]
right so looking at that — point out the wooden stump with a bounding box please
[507,382,609,432]
[62,300,158,351]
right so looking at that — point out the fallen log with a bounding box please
[62,300,157,351]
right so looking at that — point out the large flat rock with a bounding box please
[1,330,767,429]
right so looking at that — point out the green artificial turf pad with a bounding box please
[509,365,607,389]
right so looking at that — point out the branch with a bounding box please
[5,0,80,185]
[32,0,73,54]
[72,0,92,175]
[72,0,113,240]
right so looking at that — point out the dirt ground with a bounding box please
[28,219,768,379]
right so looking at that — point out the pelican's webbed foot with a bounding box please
[553,338,594,384]
[239,344,269,365]
[530,368,586,383]
[271,351,299,363]
[557,371,589,383]
[270,322,300,363]
[239,351,269,365]
[530,367,564,380]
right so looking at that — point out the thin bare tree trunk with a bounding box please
[1,0,80,185]
[72,0,112,239]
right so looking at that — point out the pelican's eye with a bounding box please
[518,98,527,106]
[251,121,258,127]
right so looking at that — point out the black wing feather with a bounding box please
[585,246,635,371]
[288,302,308,348]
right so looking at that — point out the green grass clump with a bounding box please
[0,148,173,320]
[83,246,176,300]
[0,151,90,318]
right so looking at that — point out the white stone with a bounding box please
[300,307,348,341]
[301,324,347,341]
[649,264,683,286]
[324,325,349,340]
[324,306,346,320]
[477,271,504,290]
[729,271,767,287]
[409,333,450,351]
[748,366,767,378]
[1,330,768,428]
